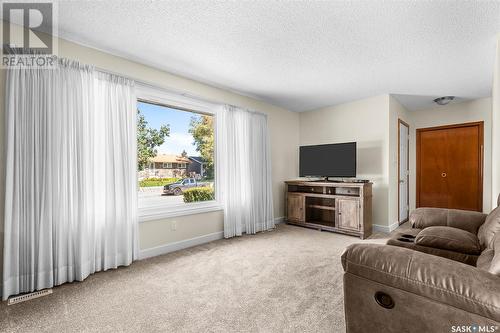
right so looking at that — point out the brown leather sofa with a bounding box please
[342,200,500,333]
[386,207,489,265]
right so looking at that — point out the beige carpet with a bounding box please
[0,223,398,333]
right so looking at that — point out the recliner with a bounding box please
[387,207,489,265]
[342,196,500,333]
[388,197,500,269]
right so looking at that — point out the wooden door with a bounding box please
[416,122,483,211]
[287,193,305,222]
[337,198,360,231]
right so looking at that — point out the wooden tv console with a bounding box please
[285,180,373,239]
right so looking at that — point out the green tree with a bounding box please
[137,109,170,171]
[189,115,214,178]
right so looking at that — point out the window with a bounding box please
[136,85,220,221]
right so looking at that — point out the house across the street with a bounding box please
[145,154,191,178]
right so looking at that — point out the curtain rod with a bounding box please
[95,66,219,106]
[94,66,268,117]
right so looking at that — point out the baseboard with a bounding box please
[372,222,399,234]
[139,217,285,260]
[278,216,398,233]
[274,216,285,224]
[139,231,224,260]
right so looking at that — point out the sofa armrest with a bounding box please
[409,208,487,234]
[341,244,500,322]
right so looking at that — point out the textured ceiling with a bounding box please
[54,1,500,112]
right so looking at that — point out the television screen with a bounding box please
[299,142,356,177]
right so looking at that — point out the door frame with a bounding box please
[397,118,410,224]
[416,121,484,211]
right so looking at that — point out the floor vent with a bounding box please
[7,289,53,305]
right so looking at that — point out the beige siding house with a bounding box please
[144,154,191,178]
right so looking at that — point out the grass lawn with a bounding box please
[139,177,180,187]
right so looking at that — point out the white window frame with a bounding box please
[136,84,221,222]
[163,162,172,169]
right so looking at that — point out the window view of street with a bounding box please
[137,101,215,209]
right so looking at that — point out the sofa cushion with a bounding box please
[476,249,494,271]
[387,233,479,266]
[410,208,487,234]
[478,206,500,249]
[415,226,481,255]
[489,235,500,276]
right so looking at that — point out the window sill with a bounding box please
[138,201,223,222]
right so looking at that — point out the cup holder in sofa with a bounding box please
[400,234,416,239]
[397,237,414,243]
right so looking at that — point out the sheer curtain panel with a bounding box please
[217,105,274,238]
[2,59,138,300]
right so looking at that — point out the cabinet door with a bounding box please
[337,198,360,231]
[287,194,304,222]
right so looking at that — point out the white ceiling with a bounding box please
[54,1,500,112]
[391,94,469,111]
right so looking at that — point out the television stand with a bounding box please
[312,178,369,183]
[285,180,372,239]
[310,178,338,183]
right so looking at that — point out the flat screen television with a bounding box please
[299,142,356,178]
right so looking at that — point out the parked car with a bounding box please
[163,178,203,196]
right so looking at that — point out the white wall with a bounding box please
[299,95,391,229]
[299,94,492,231]
[492,37,500,208]
[408,98,492,212]
[0,25,300,275]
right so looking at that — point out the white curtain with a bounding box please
[2,59,138,300]
[217,105,274,238]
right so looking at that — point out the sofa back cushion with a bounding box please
[477,235,500,276]
[489,235,500,276]
[476,248,494,271]
[410,208,487,234]
[415,226,481,255]
[478,206,500,249]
